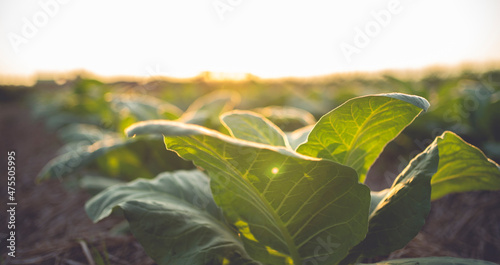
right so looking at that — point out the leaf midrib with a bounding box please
[240,116,283,146]
[292,183,355,240]
[182,135,303,263]
[342,98,395,166]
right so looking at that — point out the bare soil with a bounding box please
[0,101,154,264]
[1,99,499,264]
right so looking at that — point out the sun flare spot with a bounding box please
[272,167,279,174]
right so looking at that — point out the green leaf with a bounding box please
[37,136,193,181]
[57,124,119,144]
[431,131,500,200]
[110,93,182,121]
[358,256,498,265]
[221,110,290,147]
[368,189,389,215]
[297,93,429,182]
[286,125,313,151]
[342,141,439,263]
[253,106,316,131]
[78,175,125,195]
[85,170,259,265]
[180,90,240,129]
[126,120,370,265]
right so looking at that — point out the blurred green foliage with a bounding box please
[16,69,498,188]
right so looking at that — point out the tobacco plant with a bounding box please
[82,93,500,265]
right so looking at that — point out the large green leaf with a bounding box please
[431,131,500,200]
[359,256,498,265]
[342,141,439,263]
[126,120,370,265]
[85,170,259,265]
[221,110,290,147]
[37,136,193,181]
[297,93,429,182]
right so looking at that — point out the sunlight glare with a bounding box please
[0,0,499,80]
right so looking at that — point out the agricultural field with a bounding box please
[1,69,500,265]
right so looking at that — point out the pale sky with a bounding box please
[0,0,499,81]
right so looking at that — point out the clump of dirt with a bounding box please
[389,190,500,263]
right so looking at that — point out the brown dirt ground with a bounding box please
[0,101,154,265]
[1,99,499,264]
